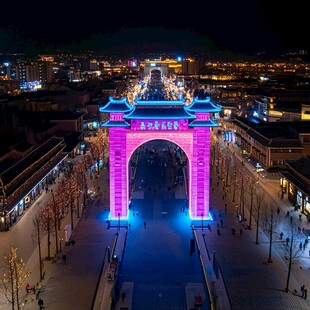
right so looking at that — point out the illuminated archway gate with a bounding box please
[100,97,221,220]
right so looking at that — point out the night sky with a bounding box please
[0,1,308,56]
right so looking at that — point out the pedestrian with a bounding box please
[279,232,283,239]
[220,219,223,228]
[305,288,308,300]
[25,282,31,293]
[277,207,280,215]
[121,291,126,302]
[38,298,44,309]
[290,216,293,224]
[301,284,305,297]
[62,254,67,264]
[224,203,227,214]
[240,228,243,236]
[144,221,146,229]
[217,228,220,236]
[286,237,290,246]
[299,242,302,250]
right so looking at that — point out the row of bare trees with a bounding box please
[223,155,304,293]
[0,128,109,309]
[0,150,96,309]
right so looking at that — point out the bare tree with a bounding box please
[63,174,79,231]
[254,190,266,245]
[285,223,302,293]
[50,189,63,255]
[31,212,44,281]
[262,204,279,263]
[231,167,238,202]
[245,176,259,230]
[40,202,54,260]
[225,155,232,187]
[73,160,88,218]
[73,152,93,210]
[238,170,246,221]
[0,246,30,310]
[89,130,107,177]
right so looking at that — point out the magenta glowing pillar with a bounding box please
[190,127,211,220]
[109,127,128,219]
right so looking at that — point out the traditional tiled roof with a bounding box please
[185,97,221,113]
[124,105,195,120]
[233,117,307,148]
[63,131,84,153]
[0,136,65,185]
[280,171,310,196]
[285,156,310,179]
[99,96,133,113]
[101,120,130,127]
[268,139,302,148]
[188,120,219,127]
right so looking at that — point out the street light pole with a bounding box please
[118,212,120,231]
[201,213,204,231]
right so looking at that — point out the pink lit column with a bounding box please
[109,127,128,219]
[191,127,210,219]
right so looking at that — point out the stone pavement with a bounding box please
[9,140,310,310]
[198,139,310,310]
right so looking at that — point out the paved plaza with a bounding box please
[1,140,310,310]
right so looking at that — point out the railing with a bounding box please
[192,226,215,310]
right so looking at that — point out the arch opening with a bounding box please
[108,128,212,221]
[128,139,189,220]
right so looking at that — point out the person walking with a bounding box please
[144,221,146,229]
[25,282,31,293]
[277,207,280,215]
[38,298,44,309]
[121,291,126,302]
[304,288,308,300]
[301,285,305,297]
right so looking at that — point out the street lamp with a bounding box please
[201,213,204,231]
[118,212,120,231]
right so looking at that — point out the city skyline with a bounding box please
[1,1,309,57]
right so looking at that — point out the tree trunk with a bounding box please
[248,195,253,229]
[285,236,293,292]
[256,212,260,244]
[268,211,273,263]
